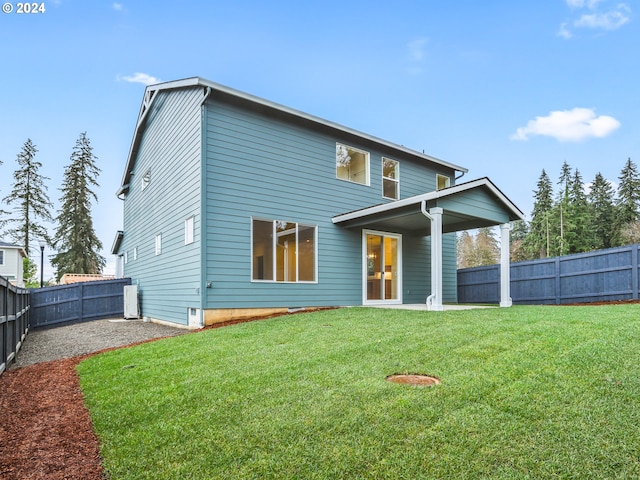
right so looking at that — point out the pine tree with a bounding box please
[615,158,640,245]
[553,161,574,256]
[51,133,105,281]
[510,220,530,262]
[566,169,594,253]
[524,169,554,258]
[0,156,9,231]
[588,172,616,249]
[2,139,53,255]
[457,231,475,268]
[475,227,500,265]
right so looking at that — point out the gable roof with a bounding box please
[332,177,525,234]
[118,77,468,196]
[0,241,27,257]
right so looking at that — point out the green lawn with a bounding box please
[78,305,640,479]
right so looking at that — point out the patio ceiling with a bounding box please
[332,177,524,234]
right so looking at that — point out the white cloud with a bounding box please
[574,9,630,29]
[559,1,630,39]
[118,72,161,86]
[511,108,621,142]
[112,3,124,11]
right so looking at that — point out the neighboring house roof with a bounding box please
[60,274,116,285]
[332,177,525,233]
[0,241,27,258]
[117,76,469,197]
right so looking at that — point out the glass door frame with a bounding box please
[362,229,403,305]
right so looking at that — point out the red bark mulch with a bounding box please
[0,356,105,480]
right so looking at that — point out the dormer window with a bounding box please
[437,174,450,190]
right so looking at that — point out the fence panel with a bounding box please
[30,278,131,328]
[457,244,640,305]
[0,276,30,375]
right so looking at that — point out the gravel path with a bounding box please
[10,319,188,369]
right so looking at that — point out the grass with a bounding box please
[78,305,640,479]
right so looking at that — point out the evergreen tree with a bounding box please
[553,161,574,256]
[457,231,475,268]
[566,169,594,253]
[50,133,105,281]
[523,169,554,258]
[0,156,9,231]
[2,139,53,255]
[475,227,500,265]
[615,158,640,245]
[588,172,616,249]
[510,220,530,262]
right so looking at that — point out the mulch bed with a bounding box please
[0,355,105,480]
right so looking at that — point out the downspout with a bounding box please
[199,86,213,327]
[421,200,436,307]
[455,170,466,182]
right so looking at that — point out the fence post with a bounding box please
[2,280,7,373]
[555,257,561,304]
[633,245,639,300]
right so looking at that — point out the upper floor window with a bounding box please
[437,174,451,190]
[252,218,317,283]
[382,158,399,200]
[0,250,4,265]
[336,143,370,186]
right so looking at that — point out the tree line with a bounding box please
[458,158,640,268]
[0,134,105,286]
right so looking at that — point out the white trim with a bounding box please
[362,229,403,306]
[250,217,318,284]
[333,177,525,224]
[336,143,370,186]
[382,157,399,200]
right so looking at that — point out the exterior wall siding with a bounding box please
[203,97,458,309]
[120,87,204,324]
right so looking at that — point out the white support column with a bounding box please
[500,222,512,307]
[427,207,444,311]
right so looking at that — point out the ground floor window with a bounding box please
[252,219,317,282]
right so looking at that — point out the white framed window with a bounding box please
[382,158,399,200]
[133,247,138,261]
[185,216,195,245]
[0,250,4,265]
[437,174,450,190]
[252,218,317,283]
[336,143,370,186]
[124,251,129,264]
[141,169,151,191]
[155,234,162,255]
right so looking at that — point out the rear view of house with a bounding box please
[112,77,523,326]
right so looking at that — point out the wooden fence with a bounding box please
[1,276,30,375]
[30,278,131,328]
[458,244,640,305]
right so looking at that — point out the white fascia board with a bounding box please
[332,177,525,224]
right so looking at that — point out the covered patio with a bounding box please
[332,177,524,311]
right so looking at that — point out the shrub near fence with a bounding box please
[30,278,131,329]
[0,276,30,375]
[458,244,640,305]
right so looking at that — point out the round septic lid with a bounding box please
[386,374,441,386]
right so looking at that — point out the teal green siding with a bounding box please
[203,96,457,309]
[121,87,204,324]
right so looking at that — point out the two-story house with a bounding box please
[112,77,523,327]
[0,241,27,287]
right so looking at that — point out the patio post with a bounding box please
[499,222,512,307]
[427,207,443,311]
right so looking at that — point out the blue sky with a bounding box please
[1,0,638,280]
